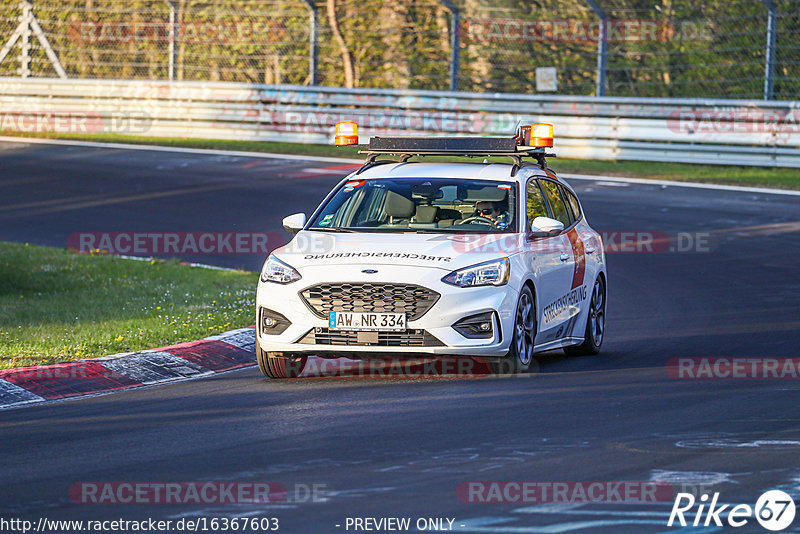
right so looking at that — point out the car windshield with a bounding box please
[308,178,517,233]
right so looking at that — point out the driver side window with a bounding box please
[526,180,549,230]
[540,179,573,228]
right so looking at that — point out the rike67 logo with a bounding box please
[668,490,796,531]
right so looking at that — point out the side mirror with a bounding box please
[282,213,306,234]
[530,216,564,237]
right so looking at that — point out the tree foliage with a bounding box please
[0,0,797,99]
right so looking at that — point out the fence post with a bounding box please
[585,0,607,97]
[0,0,66,78]
[441,0,459,91]
[303,0,318,85]
[19,0,31,77]
[761,0,777,100]
[167,0,177,81]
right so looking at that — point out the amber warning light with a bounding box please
[335,122,359,145]
[532,123,554,147]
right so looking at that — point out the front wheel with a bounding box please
[565,276,606,357]
[490,285,536,374]
[256,337,307,379]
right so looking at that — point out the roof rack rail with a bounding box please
[357,136,555,175]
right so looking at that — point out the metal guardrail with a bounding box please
[1,78,798,168]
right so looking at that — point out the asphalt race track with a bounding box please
[1,139,800,533]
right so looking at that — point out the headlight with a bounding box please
[260,255,301,284]
[442,258,510,288]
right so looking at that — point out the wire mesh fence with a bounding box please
[0,0,798,100]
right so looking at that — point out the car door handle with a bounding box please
[560,253,570,262]
[585,246,595,254]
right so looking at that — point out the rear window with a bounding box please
[562,186,581,221]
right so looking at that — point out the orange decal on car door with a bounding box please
[567,228,585,289]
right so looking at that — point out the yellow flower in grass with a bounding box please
[114,335,124,342]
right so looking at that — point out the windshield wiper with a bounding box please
[306,227,356,233]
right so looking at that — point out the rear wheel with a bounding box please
[490,285,536,375]
[565,276,606,357]
[256,336,307,379]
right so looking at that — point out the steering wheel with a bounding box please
[459,215,495,226]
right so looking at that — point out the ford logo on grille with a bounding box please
[361,269,378,274]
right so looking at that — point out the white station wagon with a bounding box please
[255,124,607,378]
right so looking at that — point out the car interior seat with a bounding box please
[383,190,415,226]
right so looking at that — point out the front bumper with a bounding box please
[256,264,518,357]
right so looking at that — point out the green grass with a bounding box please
[0,242,256,369]
[2,130,798,190]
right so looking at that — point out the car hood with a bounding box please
[273,231,521,271]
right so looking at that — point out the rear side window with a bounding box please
[562,186,581,221]
[540,179,573,228]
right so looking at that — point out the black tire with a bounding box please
[565,276,606,357]
[256,336,307,379]
[490,285,536,375]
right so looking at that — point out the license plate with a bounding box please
[328,312,406,331]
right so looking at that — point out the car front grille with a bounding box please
[298,328,444,347]
[299,283,439,321]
